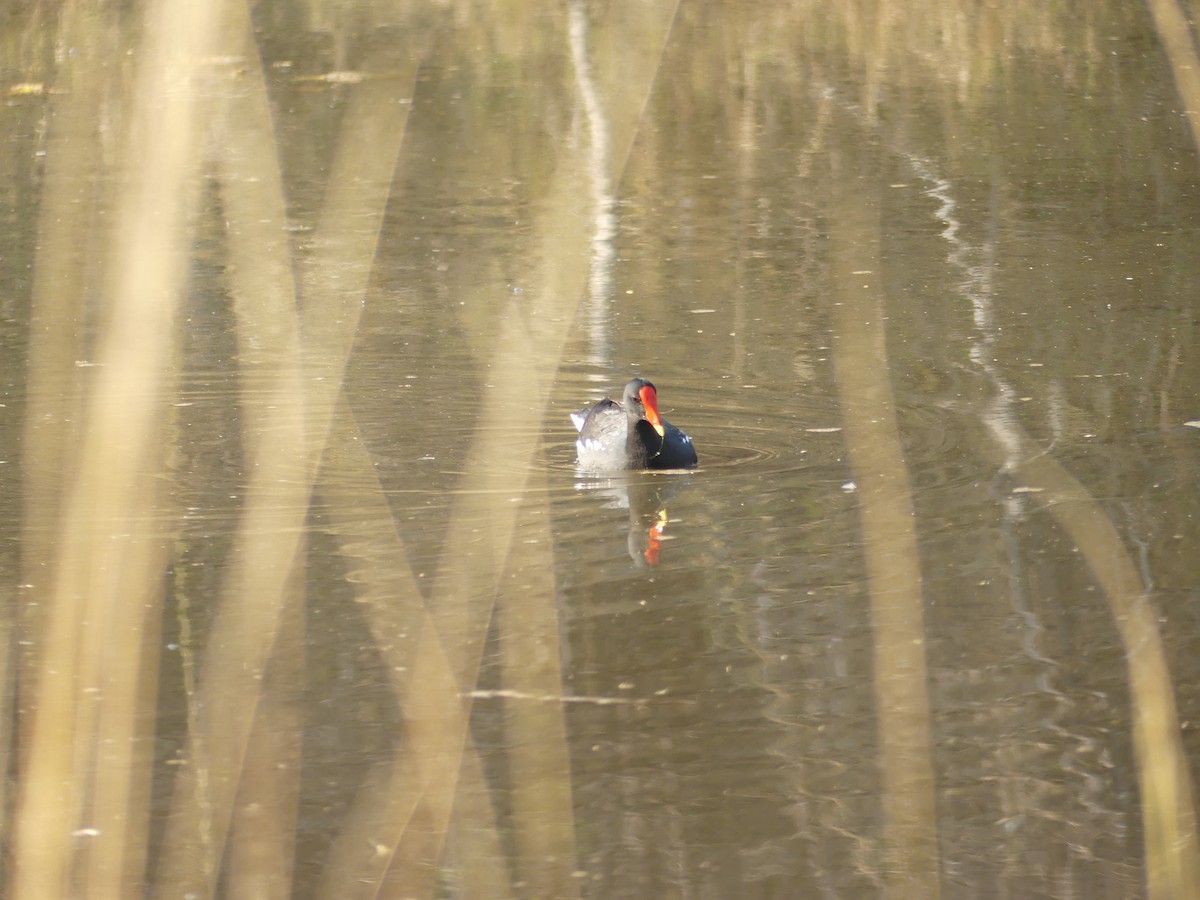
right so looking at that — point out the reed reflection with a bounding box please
[7,0,1200,897]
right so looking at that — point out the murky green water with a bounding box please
[4,0,1200,897]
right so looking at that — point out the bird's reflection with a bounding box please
[573,473,689,566]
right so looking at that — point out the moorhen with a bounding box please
[571,377,698,471]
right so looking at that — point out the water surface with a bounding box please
[4,1,1200,897]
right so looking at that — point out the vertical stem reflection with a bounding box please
[828,159,940,898]
[151,23,417,899]
[499,476,578,898]
[1144,0,1200,153]
[1012,453,1200,900]
[13,0,222,896]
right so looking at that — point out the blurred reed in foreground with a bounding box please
[9,0,1200,896]
[11,0,675,895]
[16,0,223,896]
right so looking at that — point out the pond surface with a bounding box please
[4,1,1200,897]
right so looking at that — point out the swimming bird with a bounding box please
[571,377,698,471]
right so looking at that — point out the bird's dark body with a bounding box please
[572,379,698,471]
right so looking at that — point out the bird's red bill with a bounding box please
[639,384,666,436]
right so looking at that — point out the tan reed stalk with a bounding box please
[151,23,416,899]
[13,6,117,893]
[12,0,226,896]
[498,475,580,899]
[211,16,307,896]
[371,4,682,893]
[311,401,509,899]
[828,153,942,900]
[1011,453,1200,900]
[1128,0,1200,154]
